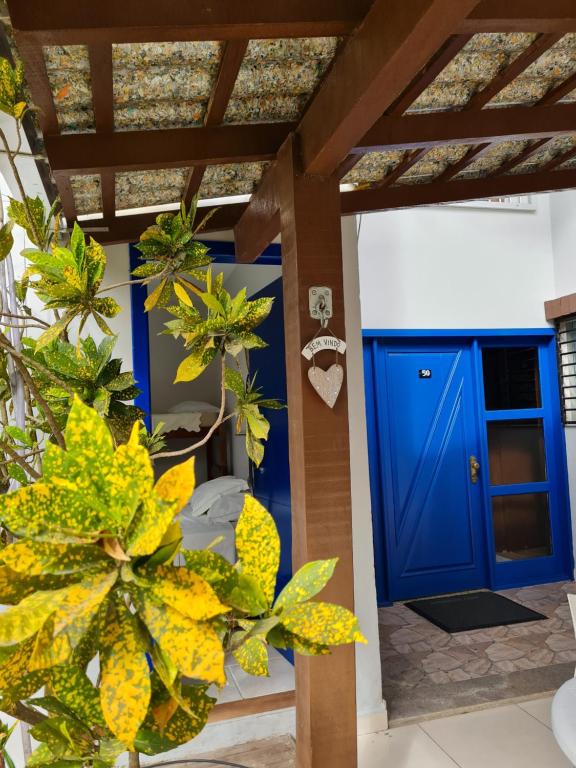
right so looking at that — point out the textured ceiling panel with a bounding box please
[395,145,472,185]
[223,37,338,124]
[198,162,271,199]
[341,151,405,185]
[507,134,576,174]
[43,45,95,133]
[70,174,101,215]
[115,168,188,210]
[112,41,222,131]
[454,140,531,179]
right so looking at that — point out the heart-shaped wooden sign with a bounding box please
[308,363,344,408]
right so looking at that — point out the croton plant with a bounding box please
[0,54,365,767]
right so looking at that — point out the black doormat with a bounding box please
[405,590,547,633]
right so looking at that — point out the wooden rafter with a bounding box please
[8,0,372,45]
[88,43,115,223]
[44,123,295,175]
[461,1,576,34]
[378,31,563,187]
[342,165,576,214]
[360,102,576,152]
[184,40,248,205]
[296,0,481,176]
[46,101,576,179]
[338,33,473,179]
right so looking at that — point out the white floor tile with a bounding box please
[519,697,554,729]
[230,657,295,699]
[210,677,242,704]
[358,726,458,768]
[420,704,571,768]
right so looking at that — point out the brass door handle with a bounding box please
[470,456,480,484]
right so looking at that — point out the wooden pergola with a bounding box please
[8,2,576,766]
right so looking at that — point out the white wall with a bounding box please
[358,195,556,330]
[341,216,386,724]
[550,190,576,574]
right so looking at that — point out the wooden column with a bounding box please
[277,134,357,768]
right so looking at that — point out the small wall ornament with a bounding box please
[303,287,346,409]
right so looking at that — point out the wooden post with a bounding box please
[277,135,357,768]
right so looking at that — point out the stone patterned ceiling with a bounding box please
[30,31,576,215]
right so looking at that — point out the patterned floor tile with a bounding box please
[379,581,576,718]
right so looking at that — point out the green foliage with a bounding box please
[165,270,273,393]
[25,334,143,442]
[22,223,120,349]
[0,402,364,761]
[8,196,60,252]
[0,59,25,119]
[133,199,214,310]
[225,369,283,466]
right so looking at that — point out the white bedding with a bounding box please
[152,401,220,434]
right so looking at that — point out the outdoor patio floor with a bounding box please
[379,581,576,722]
[190,696,571,766]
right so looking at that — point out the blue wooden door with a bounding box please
[249,277,292,593]
[375,344,487,600]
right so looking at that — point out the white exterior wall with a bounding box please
[358,195,556,330]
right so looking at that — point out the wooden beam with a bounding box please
[81,203,247,244]
[184,40,248,204]
[461,1,576,33]
[339,33,473,178]
[341,166,576,214]
[392,32,563,185]
[52,171,78,224]
[359,102,576,152]
[8,0,373,44]
[234,163,281,263]
[210,691,295,723]
[296,0,480,176]
[539,145,576,172]
[487,138,554,179]
[44,123,294,175]
[88,44,115,222]
[277,135,356,768]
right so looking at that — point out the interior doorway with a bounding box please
[364,330,573,605]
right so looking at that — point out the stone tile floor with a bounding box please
[379,581,576,722]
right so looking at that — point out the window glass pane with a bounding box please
[482,347,541,410]
[492,494,552,561]
[487,419,546,485]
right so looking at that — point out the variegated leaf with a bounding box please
[51,665,105,727]
[139,595,225,686]
[235,496,280,605]
[182,549,238,601]
[279,602,366,646]
[126,495,178,557]
[100,598,151,748]
[143,564,228,620]
[274,559,338,610]
[0,540,109,576]
[154,457,195,515]
[64,397,113,462]
[232,636,268,677]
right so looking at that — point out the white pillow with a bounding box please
[169,400,220,414]
[207,492,246,522]
[184,476,249,517]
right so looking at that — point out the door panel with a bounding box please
[381,346,487,600]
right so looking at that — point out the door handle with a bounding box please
[469,455,480,484]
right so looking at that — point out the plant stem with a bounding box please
[128,752,141,768]
[0,332,75,395]
[9,353,65,447]
[0,438,40,479]
[0,310,50,328]
[0,126,43,247]
[153,354,229,460]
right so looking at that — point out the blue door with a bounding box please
[249,277,292,594]
[365,332,573,604]
[373,343,487,600]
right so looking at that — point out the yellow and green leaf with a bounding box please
[232,636,268,677]
[143,564,228,621]
[139,595,225,686]
[235,496,280,605]
[279,602,366,646]
[100,598,151,748]
[274,559,338,610]
[154,457,195,515]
